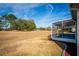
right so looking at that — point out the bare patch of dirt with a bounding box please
[0,31,62,56]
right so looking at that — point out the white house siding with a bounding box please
[77,9,79,56]
[51,20,76,43]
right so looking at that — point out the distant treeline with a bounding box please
[37,27,51,31]
[0,14,36,31]
[0,14,51,31]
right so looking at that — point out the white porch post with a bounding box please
[77,10,79,56]
[62,21,64,38]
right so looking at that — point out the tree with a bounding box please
[38,27,46,30]
[46,27,51,31]
[15,19,36,31]
[0,20,2,30]
[2,14,17,30]
[2,14,17,21]
[26,20,36,31]
[0,14,36,31]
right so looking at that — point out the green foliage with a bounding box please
[46,27,51,31]
[2,14,17,21]
[0,20,2,30]
[0,17,3,29]
[37,27,51,31]
[0,14,36,31]
[38,27,46,30]
[25,20,36,31]
[10,19,36,31]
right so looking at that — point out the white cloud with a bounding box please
[10,3,44,19]
[36,5,54,28]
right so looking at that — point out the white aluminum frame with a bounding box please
[51,20,76,43]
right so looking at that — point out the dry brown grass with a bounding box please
[0,30,62,56]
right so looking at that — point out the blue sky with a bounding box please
[0,3,72,28]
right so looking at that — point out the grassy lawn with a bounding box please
[0,30,62,56]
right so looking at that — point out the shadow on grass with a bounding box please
[48,35,66,56]
[48,35,66,50]
[48,35,52,41]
